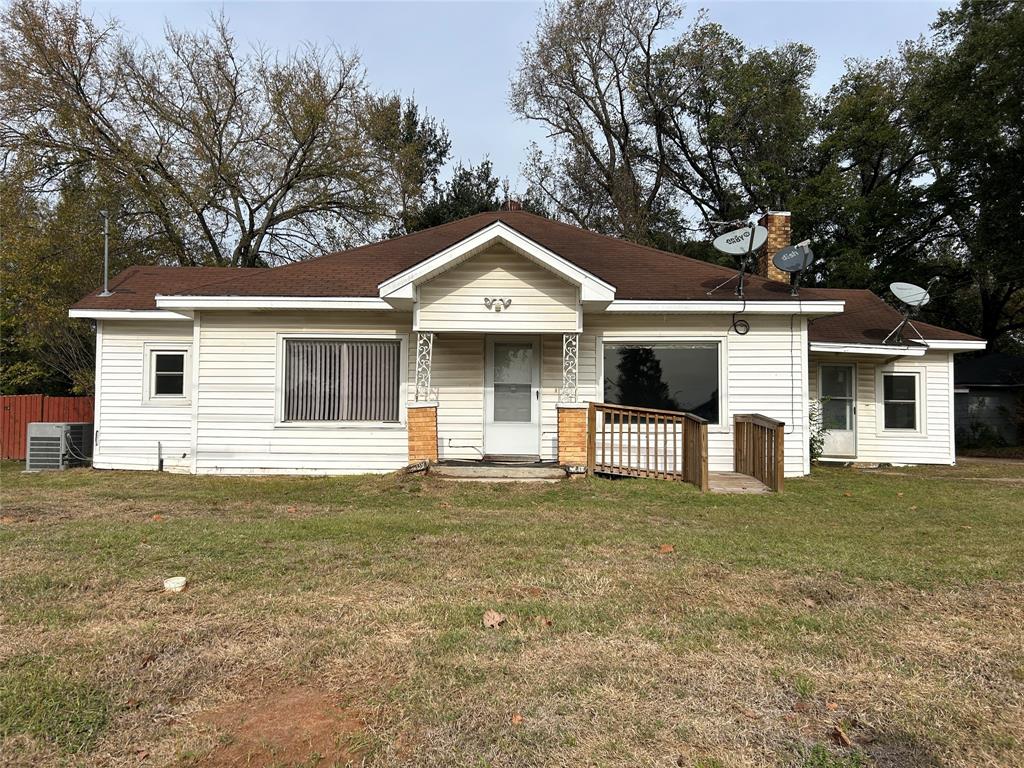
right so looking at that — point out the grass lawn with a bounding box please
[1,460,1022,768]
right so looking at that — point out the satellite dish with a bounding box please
[773,241,814,296]
[890,281,931,308]
[884,277,940,345]
[772,244,813,274]
[712,225,768,257]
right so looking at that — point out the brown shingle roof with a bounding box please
[808,289,983,344]
[70,214,982,347]
[72,266,262,311]
[166,210,823,302]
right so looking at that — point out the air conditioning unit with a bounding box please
[26,422,94,471]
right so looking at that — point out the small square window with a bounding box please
[150,351,187,399]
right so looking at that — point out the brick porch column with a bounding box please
[557,403,588,467]
[407,402,438,463]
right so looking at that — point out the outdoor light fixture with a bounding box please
[483,297,512,312]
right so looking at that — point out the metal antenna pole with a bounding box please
[735,222,756,298]
[99,210,111,296]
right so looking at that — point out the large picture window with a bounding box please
[882,372,918,430]
[283,339,401,422]
[602,342,720,423]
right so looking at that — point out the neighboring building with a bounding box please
[954,352,1024,447]
[69,210,985,476]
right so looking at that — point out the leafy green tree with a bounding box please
[904,0,1024,348]
[1,163,157,393]
[1,0,387,266]
[407,160,547,232]
[365,94,452,236]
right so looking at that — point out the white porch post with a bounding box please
[415,331,434,402]
[560,332,579,403]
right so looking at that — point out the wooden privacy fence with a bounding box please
[733,414,785,492]
[586,402,709,491]
[0,395,94,460]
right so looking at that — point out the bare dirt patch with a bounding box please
[198,687,365,768]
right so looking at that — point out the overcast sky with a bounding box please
[84,1,951,191]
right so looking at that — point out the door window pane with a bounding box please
[822,398,851,430]
[821,366,853,398]
[603,343,719,423]
[493,343,533,423]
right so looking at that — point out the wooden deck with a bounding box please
[707,471,771,494]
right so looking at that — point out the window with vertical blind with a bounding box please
[283,339,401,422]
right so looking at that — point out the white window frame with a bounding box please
[274,332,408,429]
[143,344,191,405]
[597,335,728,431]
[876,367,926,435]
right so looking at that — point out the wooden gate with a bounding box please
[0,395,95,460]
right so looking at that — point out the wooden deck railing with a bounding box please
[733,414,785,492]
[586,402,709,491]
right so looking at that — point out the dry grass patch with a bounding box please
[1,460,1022,767]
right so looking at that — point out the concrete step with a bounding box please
[430,463,567,481]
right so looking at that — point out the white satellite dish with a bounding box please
[712,225,768,257]
[890,281,931,308]
[885,277,939,345]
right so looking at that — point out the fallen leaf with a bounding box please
[960,524,972,530]
[438,501,452,509]
[802,597,817,608]
[910,505,918,511]
[0,516,14,524]
[527,586,543,596]
[535,616,553,628]
[832,725,853,748]
[658,543,675,554]
[897,492,904,498]
[792,700,810,712]
[482,609,506,629]
[139,652,158,669]
[286,506,297,514]
[826,701,838,711]
[842,492,853,498]
[133,748,150,760]
[510,712,524,725]
[742,709,759,720]
[151,514,164,522]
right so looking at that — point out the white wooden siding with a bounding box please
[194,311,413,475]
[580,313,810,477]
[93,319,194,472]
[417,246,580,333]
[809,351,955,465]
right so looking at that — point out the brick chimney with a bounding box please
[758,211,791,283]
[501,198,523,212]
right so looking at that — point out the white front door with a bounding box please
[820,363,857,458]
[484,336,541,457]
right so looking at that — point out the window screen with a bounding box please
[603,343,719,423]
[883,373,917,430]
[284,339,401,422]
[152,352,185,397]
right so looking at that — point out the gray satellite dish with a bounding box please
[773,242,814,296]
[712,225,768,257]
[890,281,931,308]
[772,243,812,274]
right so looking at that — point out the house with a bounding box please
[69,210,986,478]
[954,352,1024,448]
